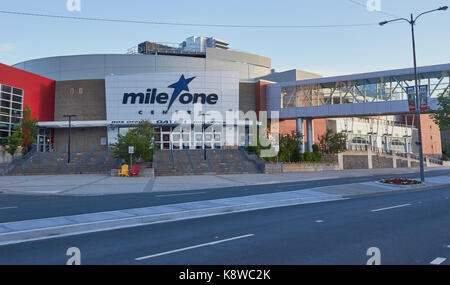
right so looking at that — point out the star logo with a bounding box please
[165,74,196,113]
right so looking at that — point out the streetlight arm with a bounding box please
[379,17,410,26]
[414,6,448,22]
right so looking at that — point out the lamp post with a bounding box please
[63,114,77,164]
[202,112,206,160]
[379,6,448,182]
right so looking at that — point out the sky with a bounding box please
[0,0,449,77]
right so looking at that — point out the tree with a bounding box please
[278,130,302,163]
[111,121,157,163]
[431,91,450,131]
[319,129,347,154]
[5,105,38,155]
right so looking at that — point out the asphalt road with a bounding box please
[0,168,449,223]
[0,184,448,265]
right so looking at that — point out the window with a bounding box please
[12,88,23,95]
[1,92,11,100]
[0,84,24,140]
[12,95,22,103]
[1,85,11,93]
[0,100,10,108]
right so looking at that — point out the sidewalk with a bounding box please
[0,167,448,196]
[0,174,449,245]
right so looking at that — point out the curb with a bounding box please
[0,195,343,245]
[342,182,450,199]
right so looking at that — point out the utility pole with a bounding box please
[379,6,448,182]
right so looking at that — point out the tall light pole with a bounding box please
[202,112,206,160]
[379,6,448,182]
[63,114,77,164]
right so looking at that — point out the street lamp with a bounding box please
[379,6,448,182]
[202,112,206,160]
[63,114,77,164]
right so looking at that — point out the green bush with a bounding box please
[304,152,314,162]
[298,152,305,162]
[313,152,322,162]
[443,154,448,161]
[312,144,320,153]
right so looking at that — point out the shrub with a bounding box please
[312,144,320,153]
[313,152,322,162]
[304,152,314,162]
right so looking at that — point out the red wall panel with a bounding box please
[0,63,55,122]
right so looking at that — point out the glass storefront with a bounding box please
[117,124,250,150]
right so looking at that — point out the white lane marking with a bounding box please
[371,204,412,212]
[135,234,254,261]
[0,207,18,210]
[430,257,447,265]
[155,192,206,197]
[277,184,307,188]
[315,220,324,223]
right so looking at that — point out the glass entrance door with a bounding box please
[162,132,171,150]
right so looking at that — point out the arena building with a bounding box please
[1,36,446,157]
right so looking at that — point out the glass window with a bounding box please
[1,100,10,108]
[12,88,23,95]
[0,130,9,138]
[1,92,11,100]
[11,110,22,117]
[0,115,9,123]
[1,85,11,93]
[11,117,21,124]
[12,102,22,110]
[0,123,10,131]
[118,127,130,136]
[0,108,9,115]
[12,95,22,103]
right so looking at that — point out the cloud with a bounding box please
[0,43,15,52]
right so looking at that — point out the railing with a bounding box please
[76,144,98,172]
[239,147,265,173]
[0,145,37,175]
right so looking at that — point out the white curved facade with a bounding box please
[13,48,271,81]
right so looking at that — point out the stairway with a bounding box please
[154,148,264,176]
[5,148,123,175]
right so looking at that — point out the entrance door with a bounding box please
[161,132,171,150]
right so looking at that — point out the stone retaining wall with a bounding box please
[264,162,340,174]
